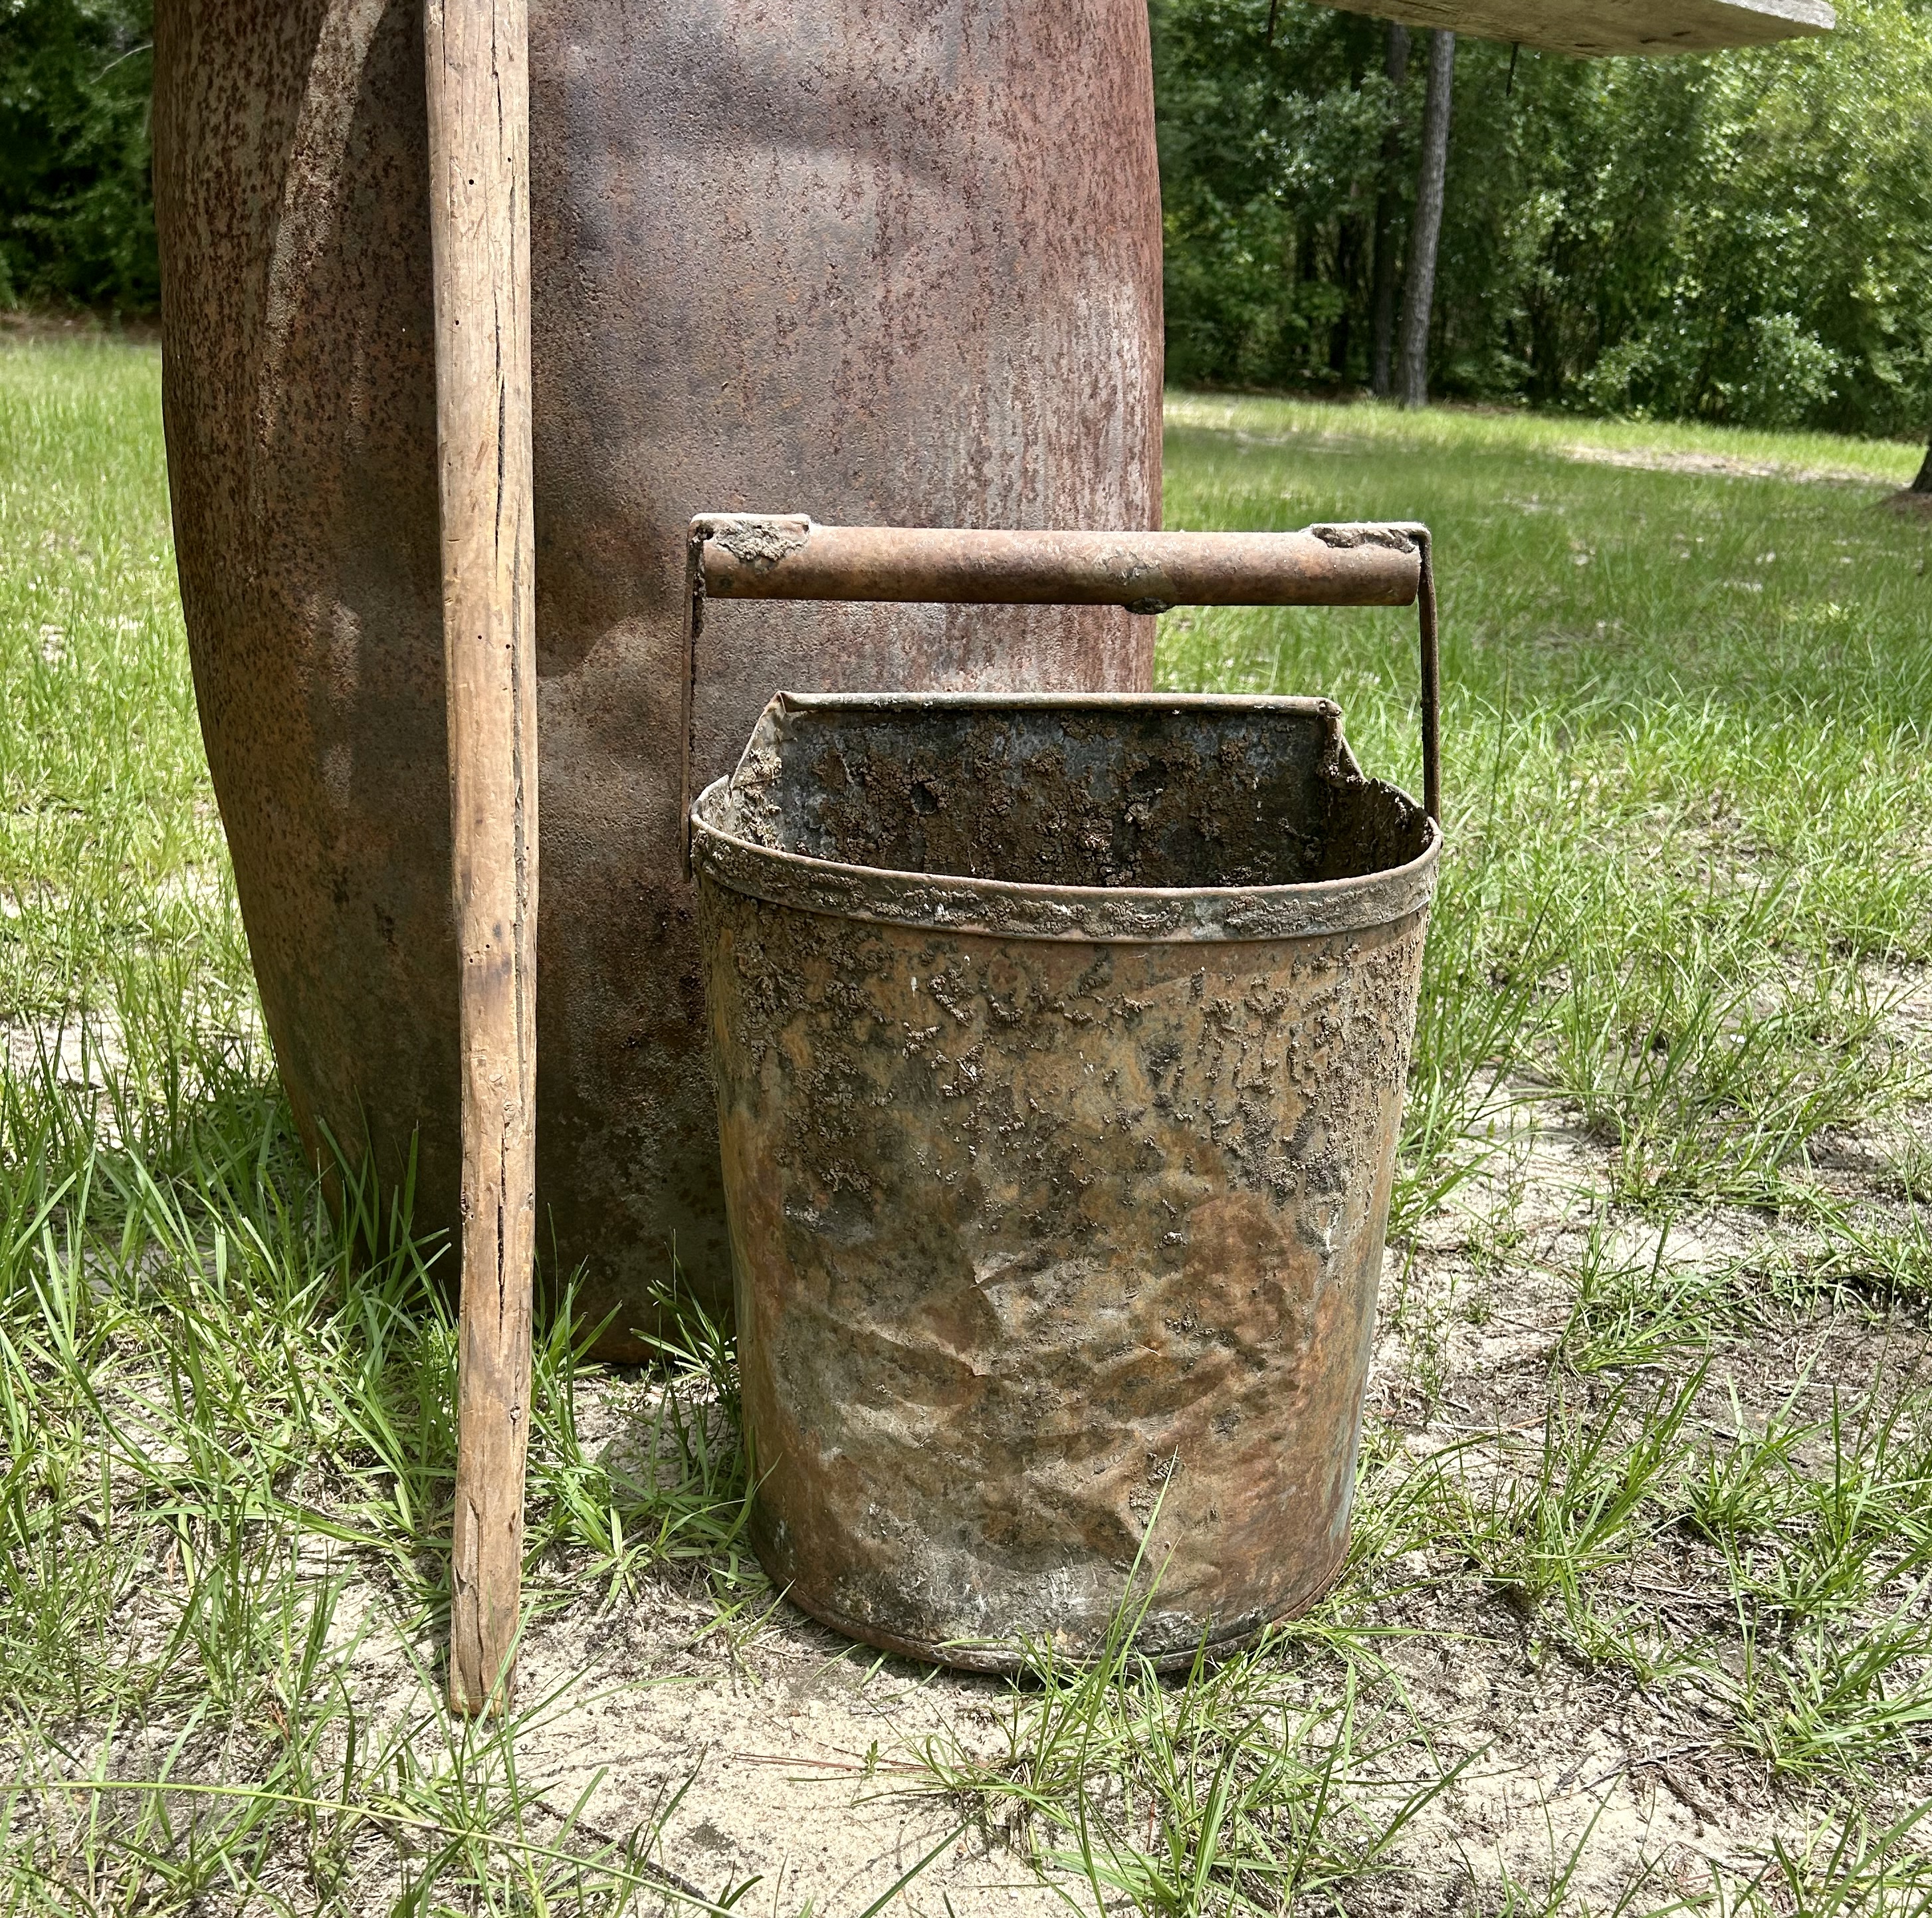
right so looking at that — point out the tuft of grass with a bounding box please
[1555,1222,1732,1376]
[922,1592,1461,1916]
[1816,1202,1932,1308]
[1726,1593,1932,1783]
[1160,391,1931,1215]
[1433,1368,1702,1663]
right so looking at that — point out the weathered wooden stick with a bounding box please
[425,0,538,1718]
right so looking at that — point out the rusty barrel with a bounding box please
[151,3,1162,1354]
[688,521,1442,1668]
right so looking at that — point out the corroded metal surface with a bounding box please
[695,519,1422,609]
[681,516,1442,863]
[150,1,1162,1353]
[693,695,1438,1668]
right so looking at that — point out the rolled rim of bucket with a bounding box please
[689,690,1441,945]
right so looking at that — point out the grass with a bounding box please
[1160,390,1932,1215]
[3,342,1932,1911]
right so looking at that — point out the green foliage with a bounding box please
[1154,1,1396,390]
[0,0,156,311]
[7,0,1930,440]
[1155,0,1932,436]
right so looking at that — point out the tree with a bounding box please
[1398,29,1454,409]
[1368,22,1410,397]
[1152,0,1932,437]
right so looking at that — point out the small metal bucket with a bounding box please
[685,518,1442,1670]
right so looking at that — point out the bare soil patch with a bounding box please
[1558,443,1891,488]
[230,996,1929,1913]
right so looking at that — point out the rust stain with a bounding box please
[152,0,1163,1352]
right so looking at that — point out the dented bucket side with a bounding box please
[697,872,1434,1670]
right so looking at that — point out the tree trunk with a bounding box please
[1330,215,1359,379]
[1913,441,1932,493]
[1369,23,1410,398]
[1398,29,1455,410]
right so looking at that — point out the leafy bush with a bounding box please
[0,0,156,312]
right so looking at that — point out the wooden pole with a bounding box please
[425,0,538,1717]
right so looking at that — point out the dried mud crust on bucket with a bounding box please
[691,693,1440,1670]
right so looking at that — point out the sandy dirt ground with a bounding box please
[270,976,1929,1914]
[19,973,1928,1913]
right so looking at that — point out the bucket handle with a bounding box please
[680,518,1440,874]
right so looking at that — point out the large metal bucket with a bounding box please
[687,520,1442,1669]
[150,3,1161,1353]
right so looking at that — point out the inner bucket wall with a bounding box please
[693,693,1439,1669]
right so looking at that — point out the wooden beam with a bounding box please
[1323,0,1831,56]
[425,0,539,1719]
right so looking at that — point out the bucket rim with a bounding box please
[689,691,1441,945]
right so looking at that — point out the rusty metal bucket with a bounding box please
[687,519,1442,1670]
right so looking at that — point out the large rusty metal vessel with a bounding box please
[150,3,1162,1351]
[689,519,1440,1666]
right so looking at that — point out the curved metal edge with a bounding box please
[762,688,1345,719]
[770,1532,1351,1675]
[690,775,1441,946]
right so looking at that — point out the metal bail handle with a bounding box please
[680,518,1442,873]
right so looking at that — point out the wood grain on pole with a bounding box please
[425,0,538,1718]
